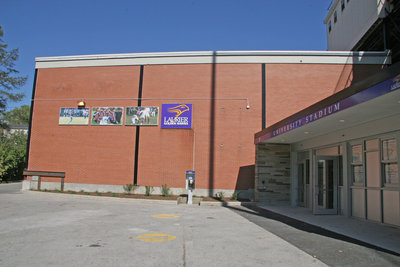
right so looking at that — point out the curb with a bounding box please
[24,190,257,207]
[200,201,256,207]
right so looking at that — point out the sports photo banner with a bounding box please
[125,107,159,126]
[59,107,90,125]
[91,107,123,126]
[161,104,192,129]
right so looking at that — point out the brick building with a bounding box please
[23,50,389,198]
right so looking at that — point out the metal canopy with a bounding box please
[255,63,400,145]
[258,88,400,144]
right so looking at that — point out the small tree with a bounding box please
[0,132,27,182]
[0,25,27,129]
[1,105,30,125]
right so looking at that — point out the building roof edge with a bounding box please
[35,50,390,63]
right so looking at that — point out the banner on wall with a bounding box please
[59,107,90,125]
[125,107,159,126]
[161,104,192,129]
[91,107,123,125]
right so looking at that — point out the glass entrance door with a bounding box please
[314,156,338,215]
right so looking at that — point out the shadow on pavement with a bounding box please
[226,204,400,257]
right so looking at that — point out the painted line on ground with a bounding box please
[152,214,180,219]
[136,233,176,242]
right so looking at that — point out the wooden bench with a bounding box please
[23,170,66,191]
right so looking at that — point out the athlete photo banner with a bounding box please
[125,107,159,126]
[59,107,90,125]
[91,107,123,126]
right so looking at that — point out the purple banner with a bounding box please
[255,74,400,144]
[161,104,192,129]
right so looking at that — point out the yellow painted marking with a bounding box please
[152,214,180,219]
[136,233,176,242]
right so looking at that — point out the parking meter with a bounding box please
[186,171,195,204]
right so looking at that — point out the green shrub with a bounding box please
[0,133,27,183]
[112,193,117,197]
[123,184,137,194]
[230,192,238,201]
[145,186,153,196]
[95,191,102,196]
[67,190,76,194]
[215,191,225,200]
[161,184,170,197]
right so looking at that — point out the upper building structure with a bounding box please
[325,0,400,63]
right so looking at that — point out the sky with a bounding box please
[1,0,332,110]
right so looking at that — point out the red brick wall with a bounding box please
[137,64,261,190]
[265,64,383,126]
[28,62,381,190]
[28,66,140,185]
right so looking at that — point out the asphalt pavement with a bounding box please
[1,183,399,266]
[0,183,324,267]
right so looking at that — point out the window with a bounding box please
[328,21,332,33]
[382,139,398,185]
[334,11,338,23]
[341,0,345,11]
[351,144,364,184]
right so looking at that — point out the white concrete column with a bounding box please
[290,150,298,207]
[342,141,351,217]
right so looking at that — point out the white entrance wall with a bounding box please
[291,120,400,226]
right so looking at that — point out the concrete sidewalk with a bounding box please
[256,203,400,255]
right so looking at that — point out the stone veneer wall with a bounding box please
[255,143,291,203]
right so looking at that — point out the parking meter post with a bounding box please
[188,189,193,204]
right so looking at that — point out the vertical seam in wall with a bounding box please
[25,69,38,168]
[134,65,144,185]
[262,63,266,129]
[208,51,217,196]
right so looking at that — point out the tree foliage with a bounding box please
[1,105,30,125]
[0,25,27,128]
[0,132,27,182]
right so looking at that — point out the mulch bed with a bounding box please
[39,190,178,200]
[36,190,250,202]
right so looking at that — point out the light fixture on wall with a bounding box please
[77,100,86,108]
